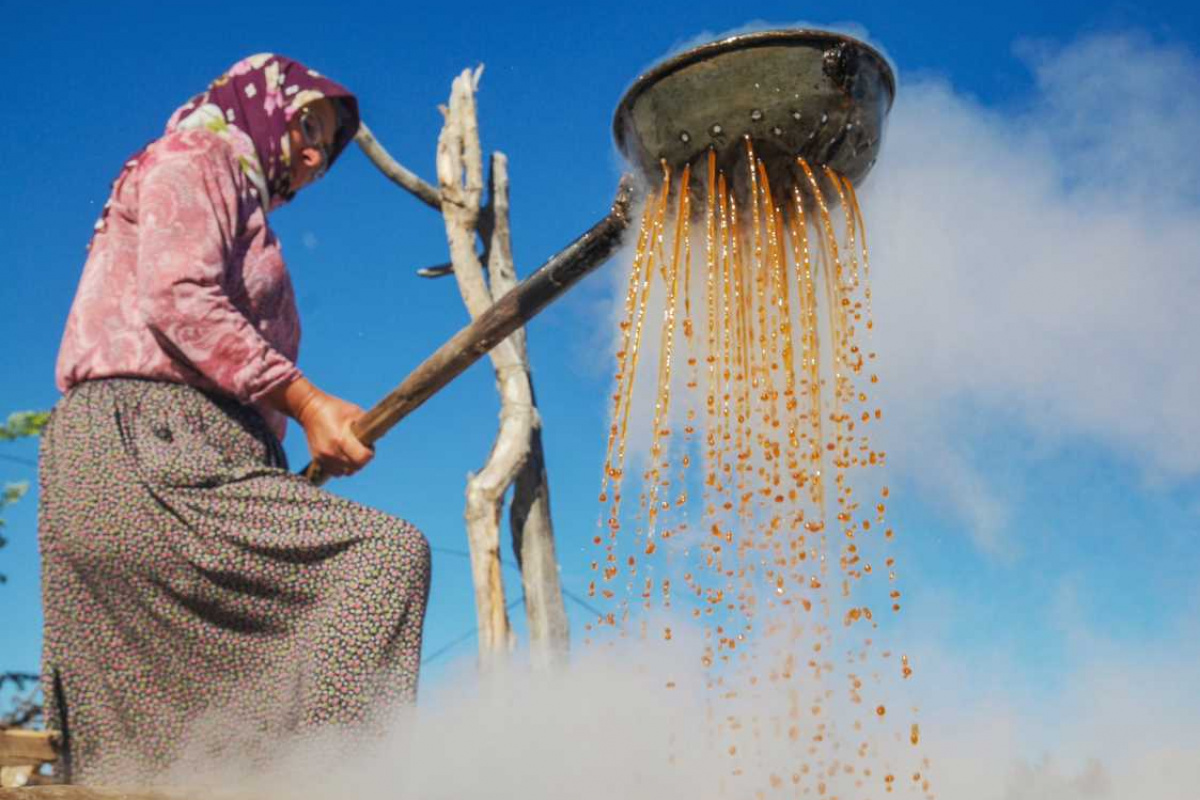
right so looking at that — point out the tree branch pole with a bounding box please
[354,121,495,248]
[354,121,442,211]
[487,154,570,669]
[314,97,635,668]
[436,67,518,663]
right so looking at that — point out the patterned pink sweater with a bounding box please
[56,129,302,442]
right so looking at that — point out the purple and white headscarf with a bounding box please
[165,53,360,210]
[90,54,358,245]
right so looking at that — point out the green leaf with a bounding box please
[2,481,30,508]
[1,409,48,587]
[0,411,50,441]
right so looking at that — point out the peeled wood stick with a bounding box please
[354,121,442,211]
[300,177,636,486]
[437,68,514,661]
[489,153,571,667]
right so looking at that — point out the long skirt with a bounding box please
[37,378,431,784]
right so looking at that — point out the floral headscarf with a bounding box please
[91,53,359,243]
[165,53,360,210]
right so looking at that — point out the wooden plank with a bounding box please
[0,787,263,799]
[0,731,59,767]
[0,789,196,800]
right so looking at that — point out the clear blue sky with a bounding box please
[2,3,1198,779]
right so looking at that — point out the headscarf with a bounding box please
[92,53,359,240]
[165,53,360,210]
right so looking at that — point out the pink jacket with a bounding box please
[57,129,302,442]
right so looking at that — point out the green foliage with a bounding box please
[1,411,49,585]
[0,482,31,585]
[0,411,51,441]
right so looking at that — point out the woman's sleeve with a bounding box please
[135,140,302,404]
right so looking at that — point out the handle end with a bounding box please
[299,460,331,487]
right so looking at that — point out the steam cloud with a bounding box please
[862,31,1200,553]
[158,610,1200,800]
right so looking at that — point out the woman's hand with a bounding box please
[264,377,374,478]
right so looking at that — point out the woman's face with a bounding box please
[288,98,340,191]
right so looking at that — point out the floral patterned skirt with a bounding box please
[38,378,431,784]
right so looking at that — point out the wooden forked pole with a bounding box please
[300,88,635,667]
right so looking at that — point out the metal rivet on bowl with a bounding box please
[710,123,723,136]
[680,131,691,143]
[772,126,783,136]
[750,109,764,121]
[791,110,802,120]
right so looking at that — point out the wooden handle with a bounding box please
[300,178,636,486]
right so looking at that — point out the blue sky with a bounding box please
[3,2,1199,794]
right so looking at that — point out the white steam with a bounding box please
[859,31,1200,552]
[895,584,1200,800]
[151,606,1200,800]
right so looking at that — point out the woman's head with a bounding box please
[287,97,341,191]
[165,54,360,209]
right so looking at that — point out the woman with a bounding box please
[40,54,431,783]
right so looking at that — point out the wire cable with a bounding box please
[421,594,525,666]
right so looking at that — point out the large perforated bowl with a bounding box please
[613,29,895,187]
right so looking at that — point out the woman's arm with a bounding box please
[135,135,372,476]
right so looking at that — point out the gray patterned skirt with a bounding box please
[37,378,431,784]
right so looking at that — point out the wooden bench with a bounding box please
[0,789,185,799]
[0,730,59,789]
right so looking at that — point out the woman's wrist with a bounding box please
[262,376,324,424]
